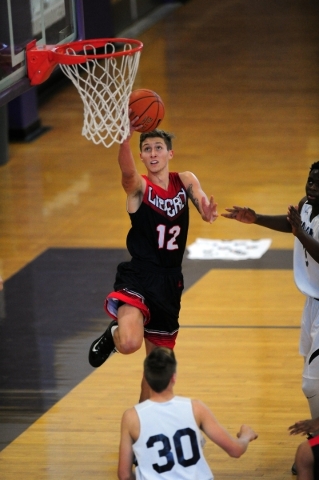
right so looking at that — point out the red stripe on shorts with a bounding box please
[104,289,150,325]
[144,330,178,349]
[309,435,319,447]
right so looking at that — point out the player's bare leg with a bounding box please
[295,441,314,480]
[114,304,144,354]
[88,303,144,367]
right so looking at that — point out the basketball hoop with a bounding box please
[26,38,143,148]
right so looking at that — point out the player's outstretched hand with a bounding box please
[201,195,218,223]
[237,425,258,442]
[289,418,319,436]
[121,110,143,142]
[129,112,144,134]
[221,206,257,224]
[287,205,302,236]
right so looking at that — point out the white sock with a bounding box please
[111,324,119,352]
[111,324,118,336]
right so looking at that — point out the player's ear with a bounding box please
[171,372,177,385]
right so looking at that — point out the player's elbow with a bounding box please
[229,450,243,459]
[227,444,247,458]
[121,176,135,192]
[118,474,131,480]
[117,466,132,480]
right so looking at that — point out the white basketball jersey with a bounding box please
[294,202,319,298]
[133,396,214,480]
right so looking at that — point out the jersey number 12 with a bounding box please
[157,225,181,251]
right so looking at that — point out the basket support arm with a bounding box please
[26,40,59,86]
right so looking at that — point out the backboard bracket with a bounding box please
[26,40,59,86]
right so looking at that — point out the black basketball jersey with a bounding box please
[126,173,189,268]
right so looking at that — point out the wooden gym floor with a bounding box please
[1,0,319,478]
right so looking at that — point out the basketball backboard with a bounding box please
[0,0,81,107]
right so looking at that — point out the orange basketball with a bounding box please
[129,89,165,132]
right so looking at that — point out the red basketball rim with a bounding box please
[51,38,143,65]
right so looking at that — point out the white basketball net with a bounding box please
[58,41,141,148]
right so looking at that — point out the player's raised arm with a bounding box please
[118,116,145,197]
[179,171,218,223]
[222,206,291,232]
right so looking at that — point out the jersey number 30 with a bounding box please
[146,427,200,473]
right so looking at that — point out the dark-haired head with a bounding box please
[144,347,177,393]
[139,130,175,151]
[310,161,319,172]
